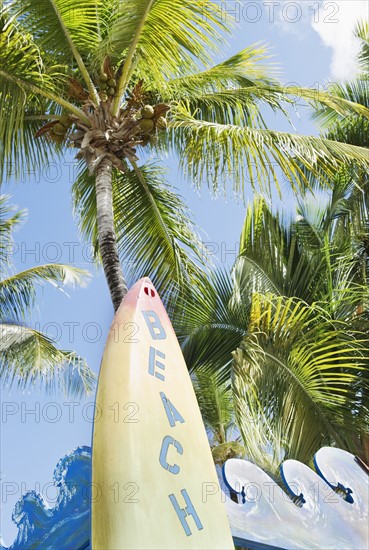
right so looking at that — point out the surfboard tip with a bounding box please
[114,277,161,323]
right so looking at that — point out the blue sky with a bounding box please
[0,1,366,544]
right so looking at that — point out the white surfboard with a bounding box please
[92,277,234,549]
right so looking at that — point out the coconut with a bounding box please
[107,87,115,96]
[99,82,108,91]
[107,78,116,87]
[50,133,64,145]
[141,105,155,119]
[99,72,108,82]
[59,114,70,128]
[52,122,66,136]
[139,118,155,132]
[100,92,108,102]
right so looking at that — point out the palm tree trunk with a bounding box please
[95,158,127,311]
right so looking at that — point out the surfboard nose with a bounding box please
[114,277,159,321]
[132,277,157,299]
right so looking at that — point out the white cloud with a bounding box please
[311,0,368,80]
[273,0,313,38]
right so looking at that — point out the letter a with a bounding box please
[160,392,185,427]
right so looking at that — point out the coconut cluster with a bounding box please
[35,73,170,165]
[98,72,116,102]
[138,104,167,135]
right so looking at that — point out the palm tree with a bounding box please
[0,195,95,395]
[180,23,369,470]
[175,195,369,473]
[1,2,369,310]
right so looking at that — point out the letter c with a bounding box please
[159,435,183,475]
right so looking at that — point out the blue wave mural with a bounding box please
[1,447,91,550]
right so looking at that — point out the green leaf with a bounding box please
[170,104,369,196]
[313,78,369,129]
[238,196,318,302]
[355,19,369,75]
[193,369,236,445]
[0,195,25,271]
[0,322,96,396]
[233,293,369,472]
[7,0,100,59]
[99,0,231,74]
[166,43,279,96]
[174,269,248,384]
[0,264,90,320]
[0,10,87,179]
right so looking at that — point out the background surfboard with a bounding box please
[92,277,234,549]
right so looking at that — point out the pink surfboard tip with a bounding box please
[114,278,165,327]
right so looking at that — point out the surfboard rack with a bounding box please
[222,447,368,549]
[1,445,367,550]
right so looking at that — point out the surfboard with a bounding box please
[92,277,234,549]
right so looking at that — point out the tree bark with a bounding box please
[95,158,127,311]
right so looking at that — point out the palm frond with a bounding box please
[0,197,94,396]
[170,105,369,196]
[0,264,90,319]
[98,0,233,107]
[166,44,369,120]
[167,82,369,140]
[326,117,369,150]
[0,16,55,177]
[8,0,101,98]
[354,19,369,74]
[0,11,86,178]
[163,45,282,130]
[237,196,318,302]
[173,269,248,384]
[291,82,369,120]
[0,195,25,270]
[193,369,236,445]
[0,322,96,396]
[174,89,281,129]
[0,10,81,106]
[166,43,278,95]
[233,293,369,472]
[0,104,61,183]
[313,79,369,128]
[295,185,369,316]
[72,162,208,304]
[8,0,101,60]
